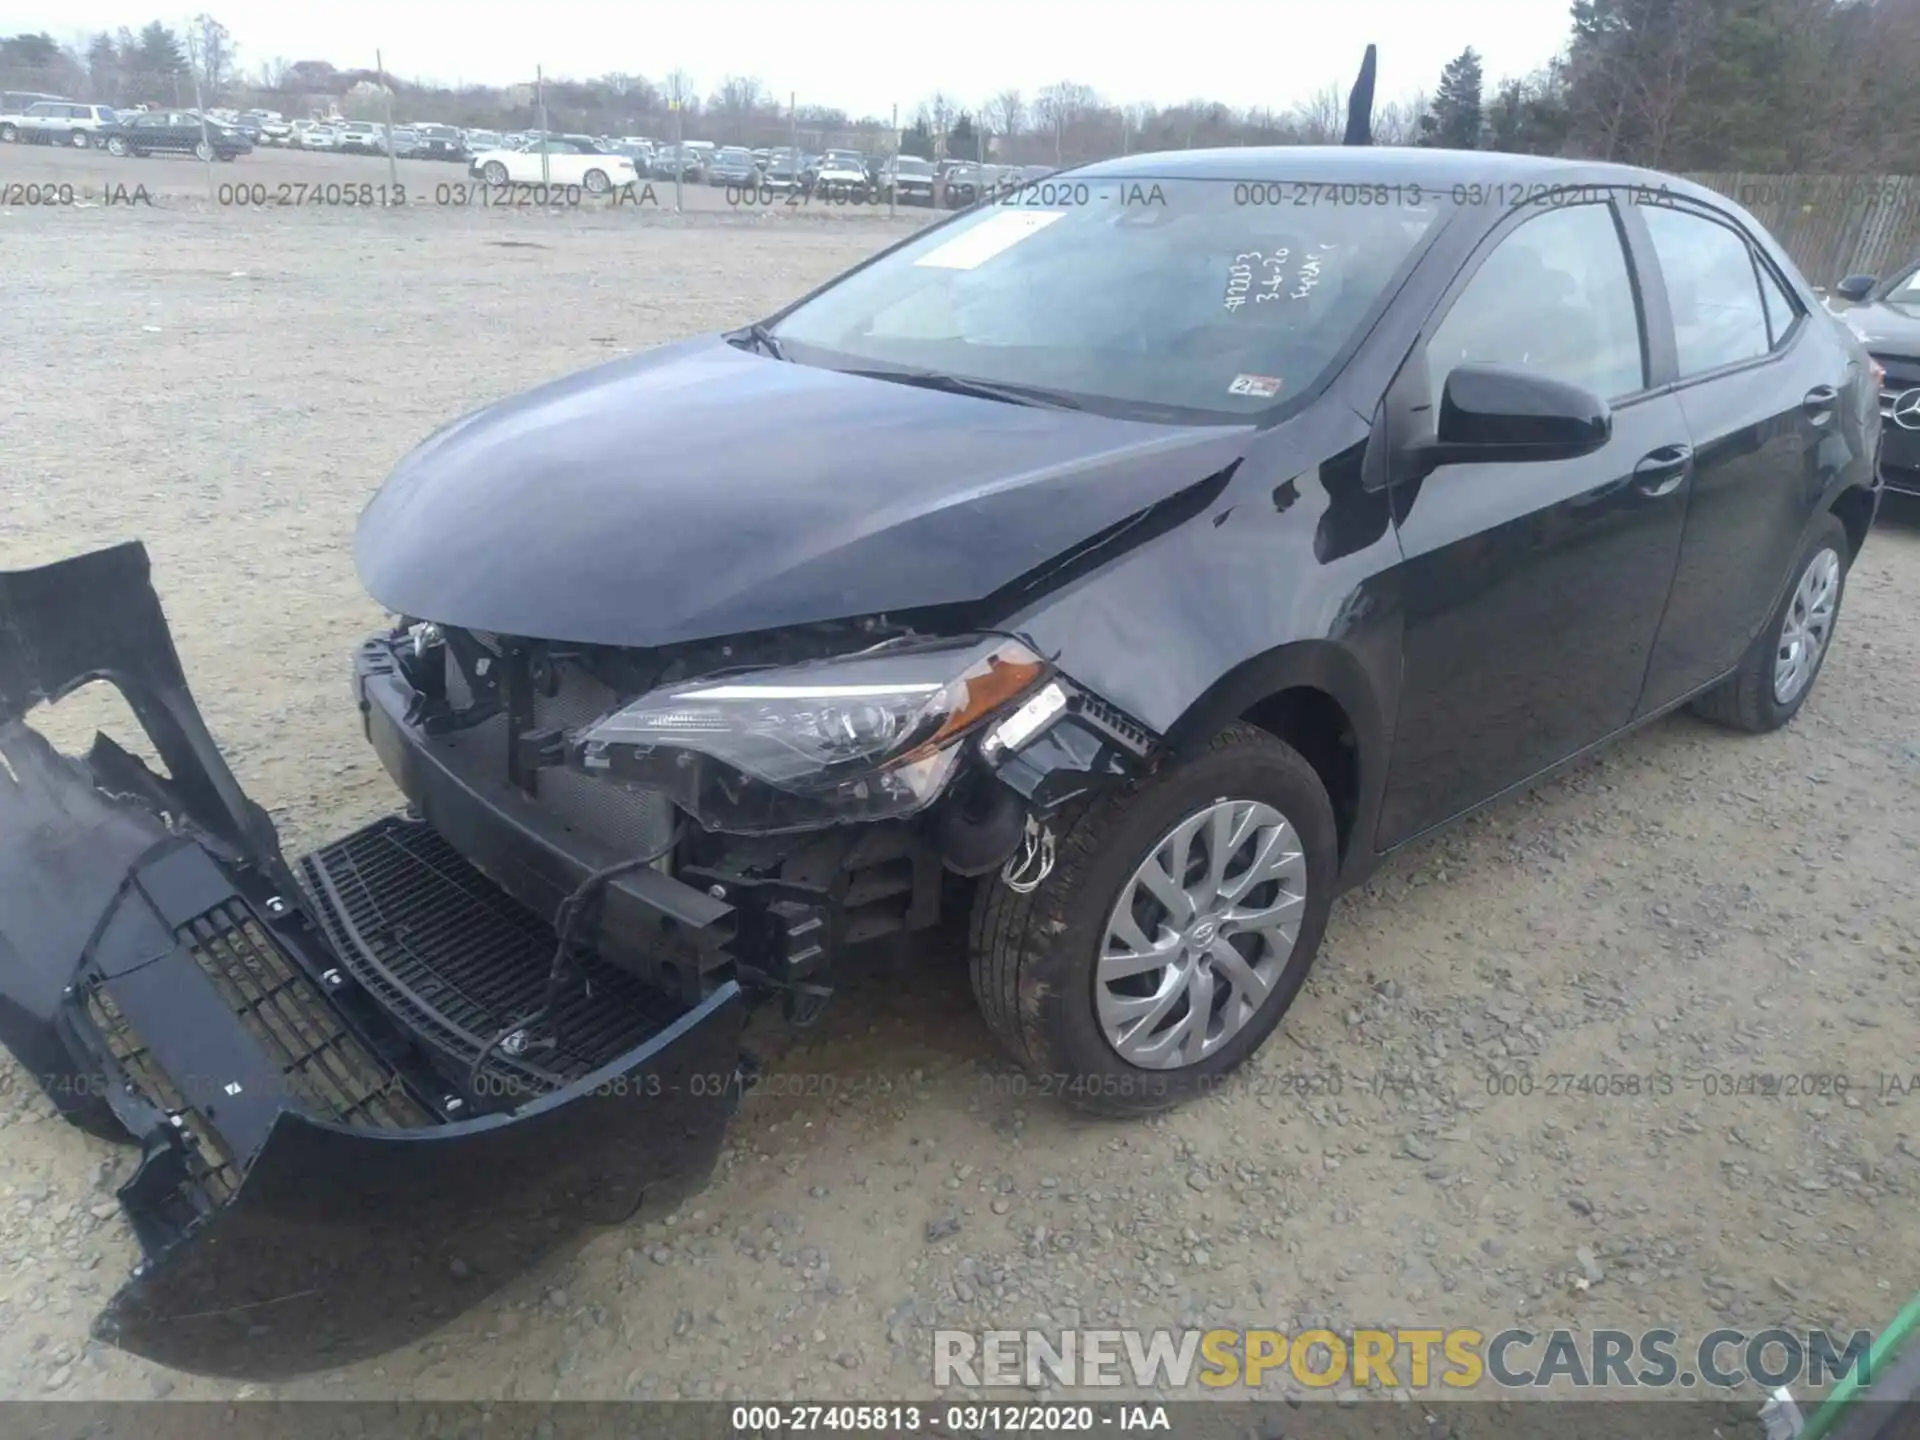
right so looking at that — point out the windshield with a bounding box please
[894,158,934,175]
[769,175,1441,423]
[1888,264,1920,302]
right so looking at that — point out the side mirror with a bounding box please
[1404,365,1611,475]
[1833,274,1877,303]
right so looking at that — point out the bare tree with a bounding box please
[256,54,289,89]
[663,67,698,114]
[986,87,1023,138]
[713,74,767,114]
[1373,91,1427,146]
[1290,82,1346,143]
[190,13,234,98]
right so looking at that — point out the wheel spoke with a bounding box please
[1207,938,1271,1010]
[1096,795,1312,1071]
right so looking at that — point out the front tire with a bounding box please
[482,160,509,185]
[1690,513,1850,733]
[0,123,17,142]
[969,723,1337,1115]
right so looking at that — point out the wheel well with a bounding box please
[1831,485,1875,561]
[1240,687,1360,863]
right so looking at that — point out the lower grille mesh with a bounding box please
[297,818,690,1093]
[86,985,239,1203]
[179,902,430,1129]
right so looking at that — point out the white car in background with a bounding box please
[466,135,638,193]
[5,100,119,147]
[295,122,339,150]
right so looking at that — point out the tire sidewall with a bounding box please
[1754,516,1850,728]
[1034,740,1338,1107]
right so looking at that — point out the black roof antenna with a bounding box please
[1343,44,1378,145]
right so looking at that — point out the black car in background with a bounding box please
[1832,257,1920,497]
[0,143,1883,1385]
[411,123,467,161]
[101,110,252,160]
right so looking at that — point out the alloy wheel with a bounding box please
[1096,798,1308,1070]
[1773,546,1840,705]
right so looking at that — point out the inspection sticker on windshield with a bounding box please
[1228,373,1283,398]
[914,209,1067,269]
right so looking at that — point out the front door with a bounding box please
[1379,198,1693,848]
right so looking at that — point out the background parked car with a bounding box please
[294,121,339,150]
[379,127,423,158]
[102,111,251,161]
[4,100,119,147]
[1831,255,1920,498]
[0,90,67,137]
[335,121,384,154]
[760,147,807,192]
[467,135,638,193]
[810,150,872,200]
[463,128,503,153]
[650,143,700,180]
[407,123,466,160]
[706,146,760,186]
[878,153,937,204]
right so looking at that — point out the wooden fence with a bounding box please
[1682,173,1920,285]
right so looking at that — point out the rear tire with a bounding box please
[70,130,91,148]
[969,723,1337,1116]
[1690,513,1850,734]
[193,140,214,162]
[105,134,131,157]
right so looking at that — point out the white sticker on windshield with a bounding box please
[914,209,1067,270]
[1228,374,1282,398]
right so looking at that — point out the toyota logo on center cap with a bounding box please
[1893,387,1920,431]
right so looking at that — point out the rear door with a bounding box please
[1628,197,1860,712]
[1379,197,1693,847]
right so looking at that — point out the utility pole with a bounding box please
[184,27,214,204]
[537,65,549,187]
[670,96,683,212]
[377,49,399,198]
[789,90,797,154]
[888,102,897,219]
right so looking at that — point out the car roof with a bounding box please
[1066,145,1689,193]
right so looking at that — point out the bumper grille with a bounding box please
[179,901,431,1130]
[86,984,239,1205]
[298,818,690,1095]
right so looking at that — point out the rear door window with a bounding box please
[1640,205,1772,376]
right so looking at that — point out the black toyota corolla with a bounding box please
[0,132,1883,1378]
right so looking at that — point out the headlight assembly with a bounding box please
[571,635,1048,834]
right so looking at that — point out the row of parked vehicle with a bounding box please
[0,91,1058,207]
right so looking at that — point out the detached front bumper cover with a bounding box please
[0,542,742,1379]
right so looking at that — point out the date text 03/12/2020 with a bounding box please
[727,1404,1172,1433]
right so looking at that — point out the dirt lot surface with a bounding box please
[2,136,1918,1408]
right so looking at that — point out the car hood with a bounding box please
[1834,298,1920,352]
[355,335,1251,648]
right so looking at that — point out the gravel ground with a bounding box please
[2,150,1918,1408]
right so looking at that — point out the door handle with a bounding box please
[1632,444,1692,498]
[1803,385,1839,411]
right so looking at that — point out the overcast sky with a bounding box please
[18,1,1573,119]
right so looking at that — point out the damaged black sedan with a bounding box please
[0,135,1884,1381]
